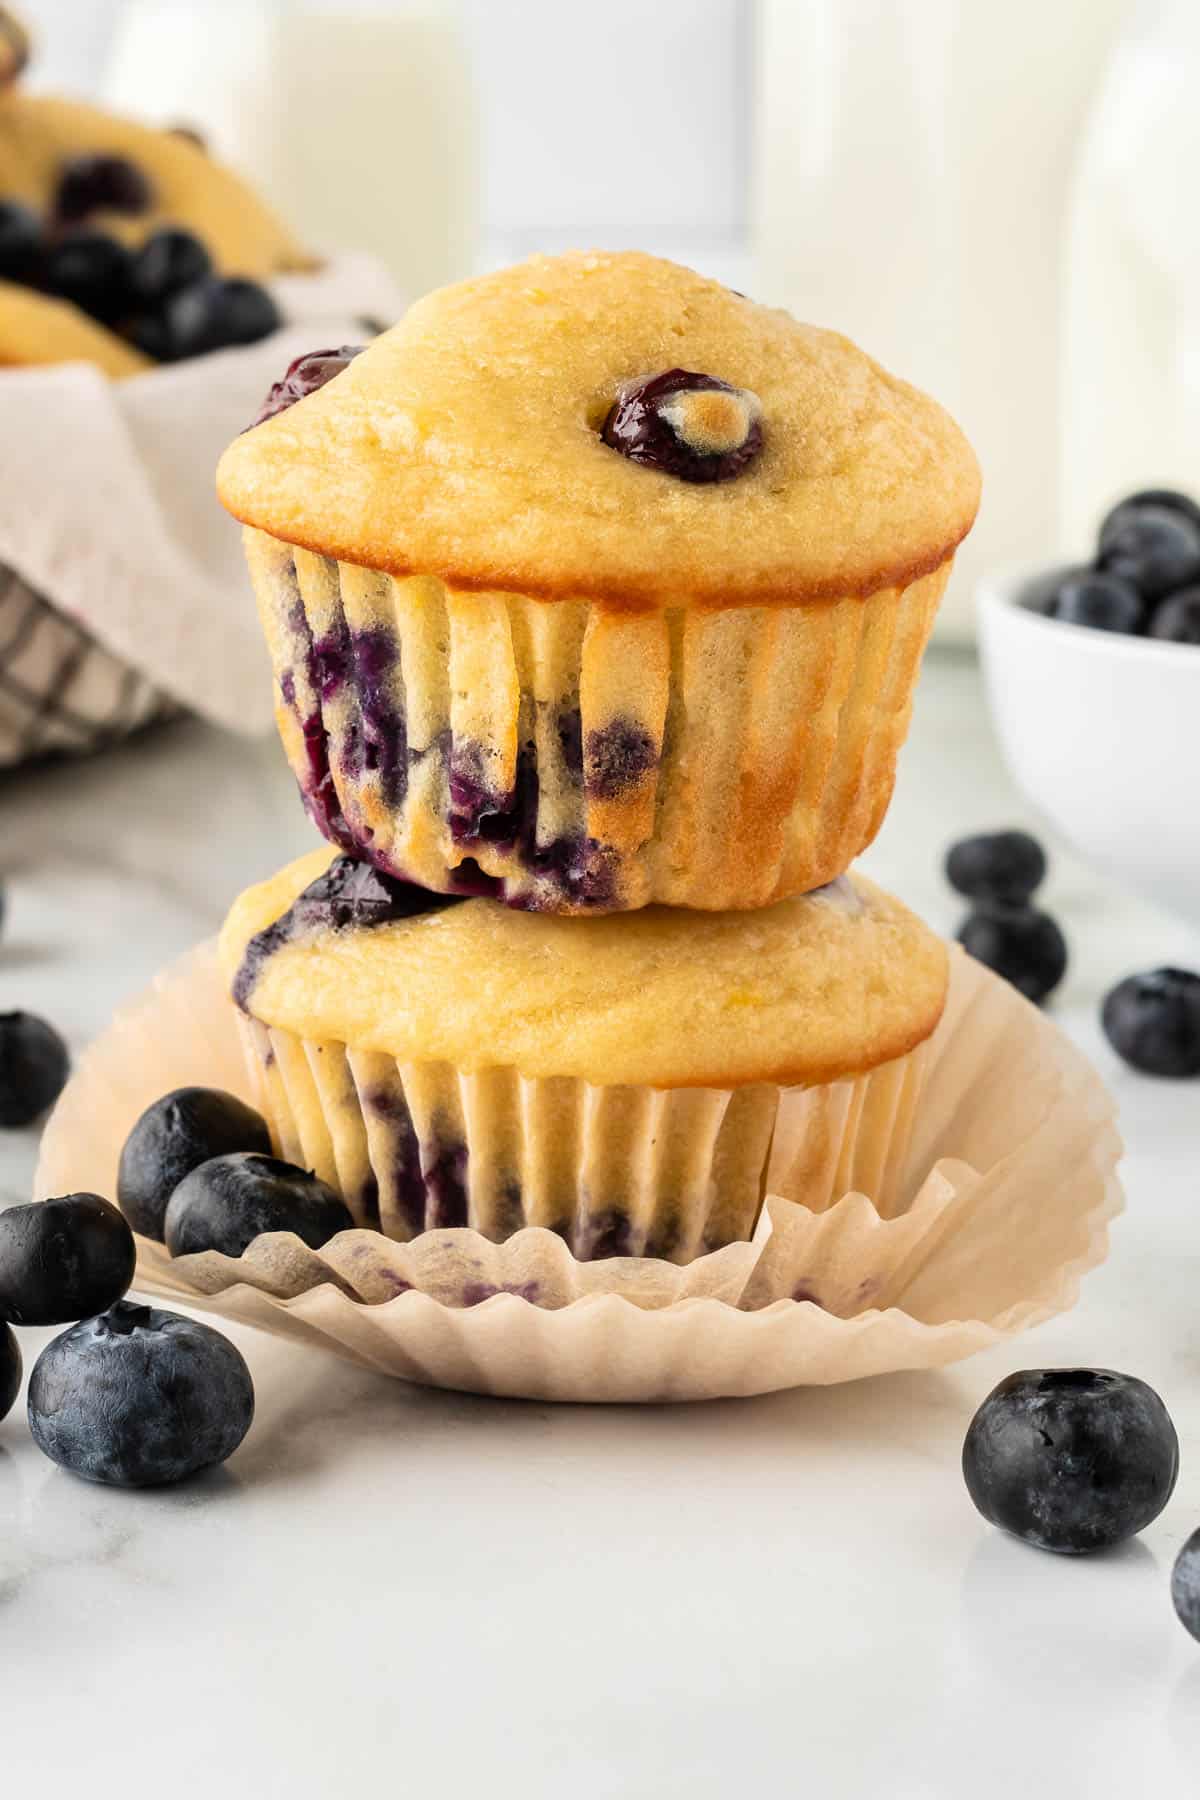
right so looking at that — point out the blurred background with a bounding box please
[18,0,1199,640]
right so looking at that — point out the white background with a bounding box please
[19,0,753,276]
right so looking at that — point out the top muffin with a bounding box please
[218,254,979,914]
[219,250,978,607]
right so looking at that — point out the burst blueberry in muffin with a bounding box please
[217,847,949,1259]
[218,251,980,915]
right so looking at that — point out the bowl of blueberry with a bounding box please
[978,488,1200,925]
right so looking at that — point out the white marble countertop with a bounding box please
[2,649,1199,1798]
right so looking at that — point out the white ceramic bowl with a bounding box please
[978,563,1200,925]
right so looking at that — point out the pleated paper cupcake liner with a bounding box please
[245,525,951,913]
[231,1006,931,1262]
[34,942,1122,1400]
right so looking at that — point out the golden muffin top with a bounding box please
[0,89,309,280]
[217,250,980,610]
[219,848,948,1089]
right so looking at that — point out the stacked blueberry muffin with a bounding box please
[214,250,981,1261]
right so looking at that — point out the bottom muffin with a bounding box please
[217,848,949,1261]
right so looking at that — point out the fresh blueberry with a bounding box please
[0,199,41,283]
[1020,564,1089,616]
[957,906,1068,1004]
[128,227,211,308]
[1172,1529,1200,1643]
[963,1368,1179,1554]
[1101,968,1200,1078]
[1099,502,1200,602]
[27,1301,254,1488]
[164,1152,353,1259]
[0,1322,19,1423]
[162,275,281,359]
[251,344,365,427]
[117,1087,272,1241]
[1148,587,1200,645]
[601,369,764,483]
[125,312,172,361]
[154,281,212,359]
[54,153,153,224]
[0,1011,69,1128]
[41,230,133,325]
[0,1194,135,1326]
[945,830,1047,905]
[1048,569,1144,634]
[1100,488,1200,538]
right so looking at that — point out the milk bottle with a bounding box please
[1061,0,1200,553]
[752,0,1124,638]
[102,0,478,298]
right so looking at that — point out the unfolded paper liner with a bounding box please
[35,941,1123,1402]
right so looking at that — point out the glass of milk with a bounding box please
[751,0,1125,640]
[102,0,478,299]
[1061,0,1200,553]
